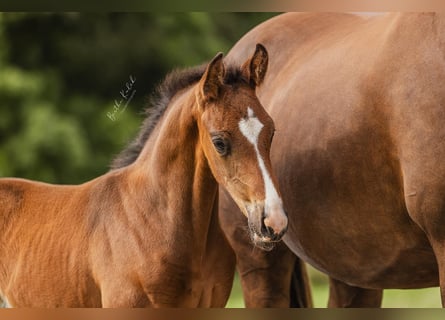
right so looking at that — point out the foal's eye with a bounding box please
[211,136,230,156]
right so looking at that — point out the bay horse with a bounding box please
[219,12,445,307]
[0,44,289,307]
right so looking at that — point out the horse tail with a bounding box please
[289,258,313,307]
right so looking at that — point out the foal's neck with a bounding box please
[124,87,217,252]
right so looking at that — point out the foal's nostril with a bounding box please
[261,215,278,239]
[266,226,275,237]
[260,215,269,235]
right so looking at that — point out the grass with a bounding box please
[226,265,442,308]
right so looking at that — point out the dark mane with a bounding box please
[110,62,245,170]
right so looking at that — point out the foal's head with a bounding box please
[195,44,288,248]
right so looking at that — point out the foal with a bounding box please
[0,44,288,307]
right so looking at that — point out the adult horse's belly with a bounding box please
[274,128,439,289]
[284,212,438,289]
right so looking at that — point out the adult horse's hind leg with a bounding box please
[328,277,383,307]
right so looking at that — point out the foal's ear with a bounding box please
[199,52,225,102]
[242,43,268,87]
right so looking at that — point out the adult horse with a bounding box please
[219,12,445,307]
[0,45,289,307]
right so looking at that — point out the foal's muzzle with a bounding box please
[247,204,288,251]
[261,211,288,241]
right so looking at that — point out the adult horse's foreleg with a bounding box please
[328,277,383,307]
[240,248,313,307]
[219,189,312,307]
[236,244,309,307]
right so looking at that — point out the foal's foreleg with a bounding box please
[328,277,383,307]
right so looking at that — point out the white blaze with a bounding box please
[238,108,283,215]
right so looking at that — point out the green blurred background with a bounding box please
[0,12,278,183]
[0,13,441,308]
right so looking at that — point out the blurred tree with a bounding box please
[0,13,278,184]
